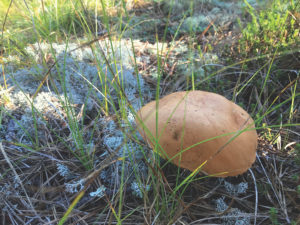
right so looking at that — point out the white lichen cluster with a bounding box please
[1,38,155,200]
[101,119,145,159]
[65,179,85,194]
[3,114,46,144]
[224,181,248,196]
[1,38,151,124]
[89,185,106,198]
[182,15,209,34]
[131,180,151,199]
[161,0,244,35]
[214,179,250,224]
[2,38,152,110]
[98,117,149,192]
[215,197,250,225]
[57,163,72,178]
[173,48,219,80]
[57,163,107,198]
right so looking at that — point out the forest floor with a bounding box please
[0,0,299,224]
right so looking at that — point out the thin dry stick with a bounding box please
[249,168,258,225]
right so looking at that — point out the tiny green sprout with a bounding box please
[269,207,279,225]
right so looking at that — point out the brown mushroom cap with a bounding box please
[135,91,258,177]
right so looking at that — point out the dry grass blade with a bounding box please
[249,168,258,225]
[256,154,291,223]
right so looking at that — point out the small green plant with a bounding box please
[270,207,279,225]
[261,123,275,142]
[238,0,299,55]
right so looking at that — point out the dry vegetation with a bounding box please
[0,0,299,224]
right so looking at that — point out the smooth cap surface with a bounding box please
[135,91,258,177]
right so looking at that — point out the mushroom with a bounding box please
[135,91,258,177]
